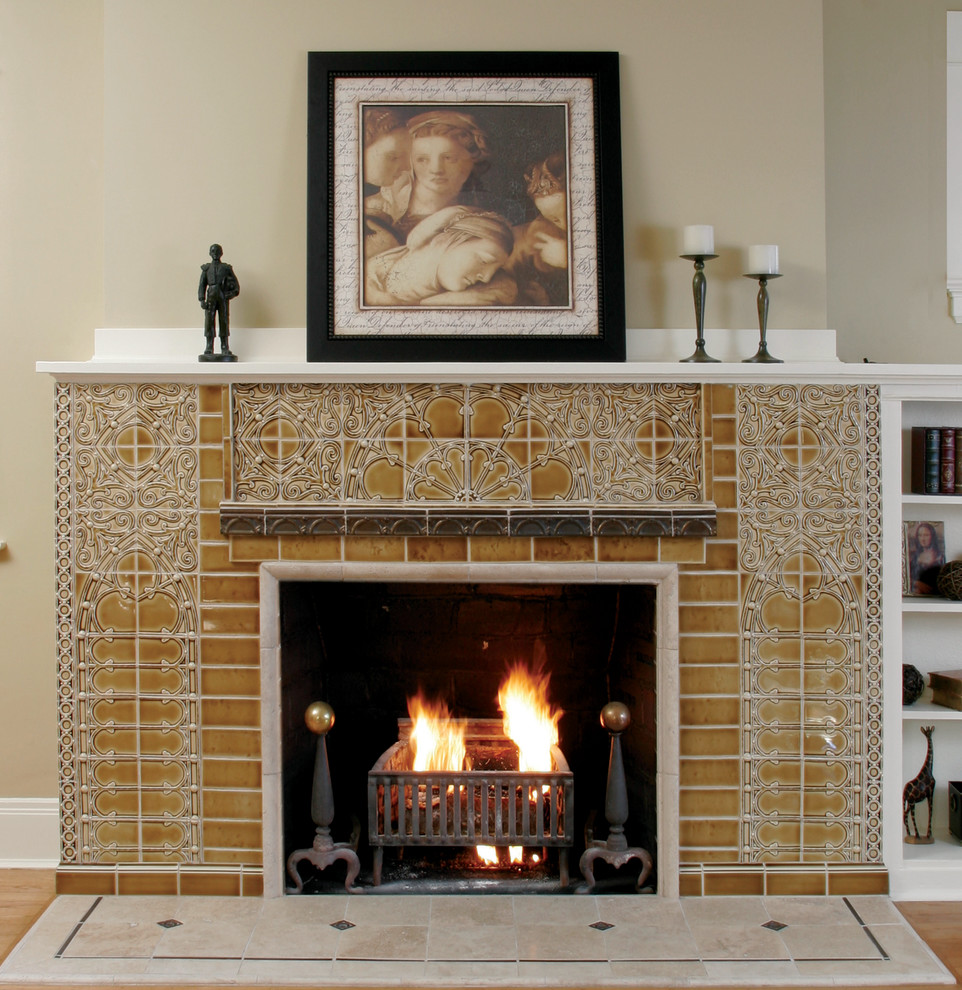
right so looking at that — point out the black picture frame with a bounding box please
[307,51,625,362]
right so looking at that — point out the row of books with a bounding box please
[911,427,962,494]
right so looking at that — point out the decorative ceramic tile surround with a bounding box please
[53,380,886,897]
[221,383,715,536]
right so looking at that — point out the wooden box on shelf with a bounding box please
[930,669,962,712]
[950,781,962,841]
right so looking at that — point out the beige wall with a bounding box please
[3,0,957,808]
[824,0,961,364]
[101,0,826,333]
[0,0,104,797]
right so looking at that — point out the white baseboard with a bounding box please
[0,798,59,867]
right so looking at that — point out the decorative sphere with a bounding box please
[304,701,335,735]
[902,665,925,707]
[601,701,631,733]
[937,560,962,600]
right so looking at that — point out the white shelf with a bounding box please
[902,701,962,720]
[902,597,962,612]
[903,493,962,505]
[901,828,962,862]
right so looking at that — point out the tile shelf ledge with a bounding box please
[219,502,718,538]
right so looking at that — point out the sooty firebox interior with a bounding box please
[280,581,657,893]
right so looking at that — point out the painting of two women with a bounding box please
[360,104,572,311]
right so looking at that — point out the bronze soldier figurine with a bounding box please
[198,244,239,362]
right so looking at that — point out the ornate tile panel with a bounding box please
[226,383,709,529]
[59,384,201,865]
[736,385,882,865]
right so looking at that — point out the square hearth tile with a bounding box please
[593,895,687,930]
[329,958,428,982]
[345,893,431,926]
[423,959,521,985]
[847,895,913,926]
[604,926,700,961]
[427,924,518,962]
[519,895,600,926]
[335,923,428,961]
[515,923,609,962]
[59,920,165,959]
[517,959,615,985]
[761,895,860,926]
[153,918,255,958]
[429,895,515,929]
[701,958,803,984]
[245,916,340,959]
[687,922,792,961]
[681,895,772,927]
[778,922,882,960]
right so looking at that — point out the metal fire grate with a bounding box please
[368,718,573,885]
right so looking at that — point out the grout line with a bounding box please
[842,896,890,961]
[54,896,102,958]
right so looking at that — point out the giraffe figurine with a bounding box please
[903,725,936,844]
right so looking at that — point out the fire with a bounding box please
[497,662,562,773]
[476,845,499,866]
[407,694,466,773]
[509,845,523,864]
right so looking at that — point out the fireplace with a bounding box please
[47,375,887,902]
[260,561,681,898]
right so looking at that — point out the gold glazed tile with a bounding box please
[56,380,884,882]
[228,382,706,508]
[203,758,263,790]
[737,385,881,866]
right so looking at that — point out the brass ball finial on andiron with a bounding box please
[577,701,654,893]
[286,702,363,893]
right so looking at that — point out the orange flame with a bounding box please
[407,694,466,772]
[509,845,523,864]
[497,662,562,773]
[476,845,499,866]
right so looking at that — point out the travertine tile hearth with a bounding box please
[0,894,950,986]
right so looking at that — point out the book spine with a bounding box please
[924,427,941,494]
[942,428,957,494]
[911,427,926,493]
[955,428,962,494]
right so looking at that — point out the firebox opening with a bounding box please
[279,581,657,894]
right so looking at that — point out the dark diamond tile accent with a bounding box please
[157,919,182,929]
[331,920,355,931]
[762,920,788,931]
[589,921,615,931]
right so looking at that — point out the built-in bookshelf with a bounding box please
[883,386,962,899]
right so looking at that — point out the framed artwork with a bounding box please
[307,51,625,362]
[903,520,946,596]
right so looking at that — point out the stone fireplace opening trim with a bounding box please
[259,559,680,899]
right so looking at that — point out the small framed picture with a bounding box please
[903,520,946,596]
[306,50,625,362]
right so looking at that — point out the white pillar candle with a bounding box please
[682,225,714,255]
[748,244,779,275]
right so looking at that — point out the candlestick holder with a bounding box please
[680,254,720,362]
[742,273,783,363]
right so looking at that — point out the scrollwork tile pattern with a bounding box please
[736,385,882,864]
[61,384,201,865]
[229,383,706,509]
[55,380,882,887]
